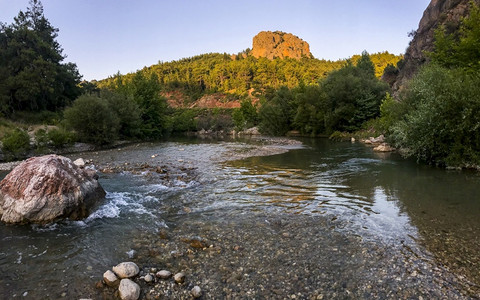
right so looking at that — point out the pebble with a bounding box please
[156,270,172,279]
[113,262,140,279]
[174,272,186,283]
[118,279,140,300]
[191,285,202,298]
[103,270,119,287]
[144,274,154,283]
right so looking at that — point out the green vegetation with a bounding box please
[384,2,480,167]
[258,52,389,136]
[1,128,30,159]
[99,51,400,103]
[64,94,120,145]
[0,0,81,115]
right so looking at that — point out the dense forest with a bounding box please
[98,52,401,102]
[1,0,479,169]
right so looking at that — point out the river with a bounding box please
[1,137,480,299]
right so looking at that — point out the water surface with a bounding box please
[1,138,479,298]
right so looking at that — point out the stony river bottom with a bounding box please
[1,137,480,299]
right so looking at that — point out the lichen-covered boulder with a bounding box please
[0,154,105,224]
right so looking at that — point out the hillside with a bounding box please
[98,35,401,108]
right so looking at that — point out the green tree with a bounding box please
[100,89,141,138]
[258,87,295,135]
[390,64,480,167]
[0,0,81,115]
[429,2,480,71]
[321,54,389,133]
[232,99,258,130]
[64,94,119,145]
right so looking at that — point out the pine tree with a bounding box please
[0,0,81,115]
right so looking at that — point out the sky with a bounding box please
[0,0,431,81]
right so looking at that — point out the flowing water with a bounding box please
[1,137,480,299]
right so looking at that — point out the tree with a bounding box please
[321,54,389,132]
[64,94,119,145]
[429,2,480,71]
[0,0,81,115]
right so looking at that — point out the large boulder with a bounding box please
[0,154,105,224]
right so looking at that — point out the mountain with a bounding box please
[393,0,480,92]
[251,31,312,60]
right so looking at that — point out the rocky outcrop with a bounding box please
[252,31,312,60]
[0,154,105,224]
[393,0,480,92]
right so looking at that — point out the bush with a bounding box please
[232,99,258,130]
[167,109,197,133]
[100,90,141,138]
[1,128,30,158]
[64,94,119,145]
[47,128,75,148]
[34,128,49,150]
[390,64,480,167]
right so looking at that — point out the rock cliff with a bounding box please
[251,31,312,60]
[394,0,480,92]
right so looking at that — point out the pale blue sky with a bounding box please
[1,0,430,81]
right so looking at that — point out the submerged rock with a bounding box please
[373,143,396,152]
[0,154,105,224]
[113,262,140,279]
[118,279,140,300]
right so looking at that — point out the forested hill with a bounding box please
[97,51,402,103]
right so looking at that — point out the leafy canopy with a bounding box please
[0,0,81,115]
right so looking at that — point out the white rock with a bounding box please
[144,274,154,283]
[191,285,202,298]
[73,158,86,168]
[103,270,119,287]
[373,143,395,152]
[113,262,140,279]
[156,270,172,279]
[118,279,140,300]
[174,272,185,283]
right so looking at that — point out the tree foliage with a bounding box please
[0,0,81,115]
[258,52,389,136]
[98,52,400,102]
[387,2,480,167]
[64,94,120,145]
[429,2,480,71]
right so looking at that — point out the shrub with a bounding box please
[34,128,49,150]
[1,128,30,158]
[100,90,141,138]
[390,64,480,167]
[167,109,197,133]
[64,94,119,145]
[47,128,75,148]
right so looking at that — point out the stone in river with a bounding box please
[174,272,186,283]
[156,270,172,279]
[0,154,105,224]
[103,270,119,287]
[113,262,140,279]
[191,285,202,298]
[118,279,140,300]
[144,274,154,283]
